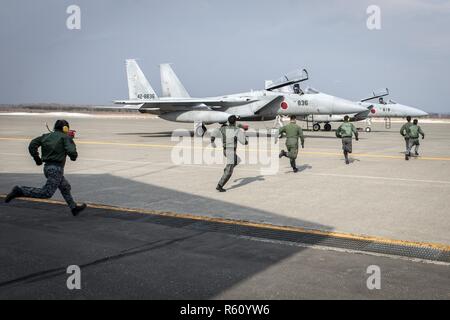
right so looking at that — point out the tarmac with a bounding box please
[0,113,449,299]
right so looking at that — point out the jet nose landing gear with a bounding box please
[365,118,373,133]
[313,123,321,131]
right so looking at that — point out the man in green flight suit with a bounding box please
[278,115,305,173]
[4,120,87,216]
[336,115,359,165]
[211,115,248,192]
[400,116,412,157]
[405,119,425,160]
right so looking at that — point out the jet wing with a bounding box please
[114,97,257,109]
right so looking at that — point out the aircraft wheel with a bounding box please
[195,124,206,137]
[365,127,372,133]
[313,123,321,131]
[324,123,332,131]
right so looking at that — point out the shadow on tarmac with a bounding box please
[303,135,340,140]
[228,175,266,190]
[116,130,374,141]
[349,158,361,164]
[117,131,190,138]
[297,164,313,172]
[0,172,332,299]
[282,164,312,174]
[118,130,284,139]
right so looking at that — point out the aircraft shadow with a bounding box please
[117,130,282,139]
[116,131,361,140]
[117,131,192,138]
[302,134,338,139]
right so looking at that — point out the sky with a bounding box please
[0,0,449,113]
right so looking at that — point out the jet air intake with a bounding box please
[331,97,367,115]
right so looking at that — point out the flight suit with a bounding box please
[400,121,412,153]
[18,131,79,209]
[279,122,305,170]
[336,122,358,163]
[212,124,247,188]
[406,124,425,156]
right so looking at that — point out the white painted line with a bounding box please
[303,172,450,185]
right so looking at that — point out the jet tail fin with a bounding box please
[160,64,190,98]
[126,59,158,100]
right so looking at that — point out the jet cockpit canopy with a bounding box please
[361,88,389,102]
[266,68,309,91]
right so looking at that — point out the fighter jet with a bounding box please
[114,60,367,136]
[299,89,428,132]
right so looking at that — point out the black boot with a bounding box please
[279,150,287,158]
[5,186,23,203]
[291,159,298,172]
[344,152,349,165]
[71,203,87,217]
[216,185,226,192]
[405,153,409,160]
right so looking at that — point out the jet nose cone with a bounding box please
[401,104,428,117]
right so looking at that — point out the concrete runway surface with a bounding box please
[0,114,449,299]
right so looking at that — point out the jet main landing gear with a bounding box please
[312,123,331,131]
[194,122,207,137]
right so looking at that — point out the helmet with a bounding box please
[54,120,69,132]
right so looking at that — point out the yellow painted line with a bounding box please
[0,137,174,150]
[1,136,450,161]
[1,152,449,184]
[1,194,449,252]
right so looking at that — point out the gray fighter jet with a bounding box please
[114,60,367,136]
[302,89,428,132]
